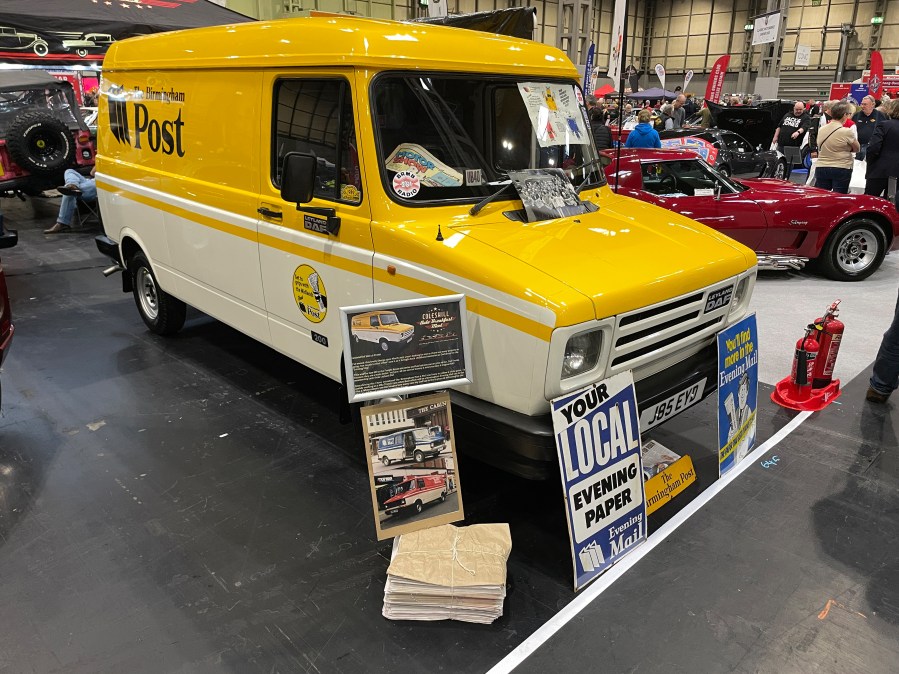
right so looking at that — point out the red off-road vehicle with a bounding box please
[0,69,95,197]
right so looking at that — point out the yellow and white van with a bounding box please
[95,17,757,478]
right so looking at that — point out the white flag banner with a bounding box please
[684,69,694,91]
[607,0,626,82]
[655,63,666,92]
[428,0,448,18]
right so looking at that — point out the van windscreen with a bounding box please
[373,74,604,205]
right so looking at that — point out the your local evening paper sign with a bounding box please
[552,372,647,591]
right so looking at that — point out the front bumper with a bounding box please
[450,341,719,480]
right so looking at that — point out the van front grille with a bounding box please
[608,280,735,376]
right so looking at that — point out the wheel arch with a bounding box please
[834,211,894,249]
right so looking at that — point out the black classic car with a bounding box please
[658,127,788,179]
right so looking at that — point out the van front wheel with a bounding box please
[379,338,389,353]
[131,252,186,336]
[414,501,423,514]
[414,450,424,463]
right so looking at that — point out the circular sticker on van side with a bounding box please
[292,264,327,323]
[392,171,420,198]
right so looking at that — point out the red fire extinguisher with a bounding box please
[791,325,819,396]
[812,300,844,389]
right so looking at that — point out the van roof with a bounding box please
[102,16,575,77]
[355,310,398,318]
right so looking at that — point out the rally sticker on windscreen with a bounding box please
[385,143,463,187]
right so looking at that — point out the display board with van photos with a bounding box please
[340,295,472,402]
[361,393,464,540]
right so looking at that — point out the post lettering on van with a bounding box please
[108,96,186,157]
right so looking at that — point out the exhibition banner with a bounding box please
[849,83,870,105]
[752,11,781,46]
[717,314,758,477]
[705,55,730,104]
[340,295,472,402]
[552,372,647,591]
[583,43,595,97]
[655,63,666,92]
[683,69,694,92]
[795,45,811,67]
[361,393,464,540]
[869,50,884,99]
[607,0,626,82]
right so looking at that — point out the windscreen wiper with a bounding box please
[575,157,607,192]
[469,181,515,216]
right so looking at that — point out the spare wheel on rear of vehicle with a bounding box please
[6,112,76,175]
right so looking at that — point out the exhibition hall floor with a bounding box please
[0,196,897,673]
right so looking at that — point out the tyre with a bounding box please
[381,456,391,466]
[33,42,48,57]
[379,338,389,353]
[440,492,446,502]
[76,49,88,57]
[718,164,731,177]
[353,333,359,344]
[130,251,187,335]
[771,160,787,180]
[414,449,424,463]
[414,501,423,514]
[817,218,886,281]
[6,113,75,175]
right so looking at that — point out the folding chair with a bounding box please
[75,197,102,229]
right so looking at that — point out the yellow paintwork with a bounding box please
[97,16,757,417]
[99,16,754,336]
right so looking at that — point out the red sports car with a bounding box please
[602,148,899,281]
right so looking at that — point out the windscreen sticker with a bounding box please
[293,264,327,323]
[392,171,421,198]
[660,137,719,165]
[465,169,483,186]
[385,143,463,187]
[517,83,589,148]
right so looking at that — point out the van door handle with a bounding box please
[257,207,282,220]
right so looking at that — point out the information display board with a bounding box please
[340,296,472,402]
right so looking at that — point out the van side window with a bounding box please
[370,316,379,327]
[273,78,362,204]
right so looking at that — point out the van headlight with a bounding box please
[729,271,755,316]
[562,330,602,379]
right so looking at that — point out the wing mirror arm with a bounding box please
[714,182,722,201]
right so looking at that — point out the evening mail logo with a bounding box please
[109,98,131,146]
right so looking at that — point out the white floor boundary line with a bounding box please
[486,410,813,674]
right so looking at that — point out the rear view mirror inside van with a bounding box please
[280,152,317,204]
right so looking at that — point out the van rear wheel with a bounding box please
[379,338,389,352]
[130,252,186,336]
[381,456,391,466]
[414,449,424,463]
[414,501,423,514]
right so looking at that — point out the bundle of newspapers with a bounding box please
[383,523,512,624]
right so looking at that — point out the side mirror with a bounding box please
[280,152,317,204]
[714,182,722,201]
[279,152,341,236]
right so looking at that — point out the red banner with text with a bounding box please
[705,55,730,104]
